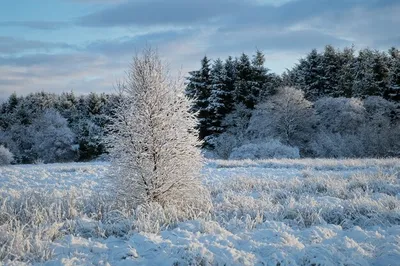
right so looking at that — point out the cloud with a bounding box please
[74,0,400,55]
[0,21,70,30]
[0,37,74,54]
[83,29,196,56]
[0,53,124,99]
[78,0,247,27]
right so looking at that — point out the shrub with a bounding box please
[229,139,300,160]
[0,145,13,165]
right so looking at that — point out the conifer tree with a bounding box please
[251,50,269,101]
[186,56,212,140]
[388,48,400,101]
[208,58,228,135]
[337,46,356,97]
[321,45,340,97]
[222,56,237,114]
[235,53,255,109]
[300,49,324,101]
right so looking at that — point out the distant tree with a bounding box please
[314,97,366,134]
[251,50,268,101]
[29,109,76,163]
[234,53,256,108]
[208,58,229,136]
[336,46,356,97]
[321,45,341,97]
[296,49,324,101]
[74,118,105,161]
[0,145,13,165]
[360,96,400,156]
[186,56,212,141]
[388,48,400,101]
[223,56,237,114]
[248,87,315,151]
[353,49,390,98]
[106,48,211,215]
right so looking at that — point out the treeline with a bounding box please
[186,46,400,158]
[0,92,121,164]
[1,45,399,164]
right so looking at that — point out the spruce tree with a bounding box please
[353,49,390,98]
[321,45,340,97]
[185,56,212,140]
[388,48,400,101]
[337,46,356,97]
[251,50,269,101]
[223,56,237,114]
[234,53,255,109]
[208,58,228,136]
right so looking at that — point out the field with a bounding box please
[1,158,400,265]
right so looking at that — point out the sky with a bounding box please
[0,0,399,100]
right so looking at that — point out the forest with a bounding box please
[1,45,399,164]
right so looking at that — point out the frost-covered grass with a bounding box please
[0,159,400,265]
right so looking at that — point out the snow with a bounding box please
[1,158,400,265]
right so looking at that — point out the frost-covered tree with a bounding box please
[310,131,365,158]
[106,48,211,215]
[29,109,76,163]
[336,46,356,97]
[314,97,366,134]
[0,145,13,165]
[208,58,229,135]
[388,48,400,101]
[234,53,258,109]
[248,87,315,151]
[360,96,400,157]
[74,118,105,161]
[251,50,268,101]
[223,56,237,113]
[296,49,324,101]
[186,56,212,141]
[353,49,390,98]
[321,45,341,97]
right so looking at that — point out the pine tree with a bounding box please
[208,58,228,136]
[251,50,269,101]
[222,56,237,113]
[388,47,400,101]
[186,56,212,140]
[353,49,390,98]
[295,49,324,101]
[235,53,255,108]
[321,45,340,97]
[336,46,356,97]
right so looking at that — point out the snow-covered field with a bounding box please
[1,159,400,265]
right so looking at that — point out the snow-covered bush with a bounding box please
[310,131,365,158]
[0,145,13,165]
[360,96,400,157]
[247,87,315,149]
[208,132,238,159]
[229,139,300,160]
[105,48,212,222]
[29,109,77,163]
[314,97,366,134]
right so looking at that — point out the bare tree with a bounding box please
[248,87,315,149]
[105,48,211,217]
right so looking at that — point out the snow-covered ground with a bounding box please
[1,159,400,265]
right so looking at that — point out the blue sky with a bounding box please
[0,0,399,100]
